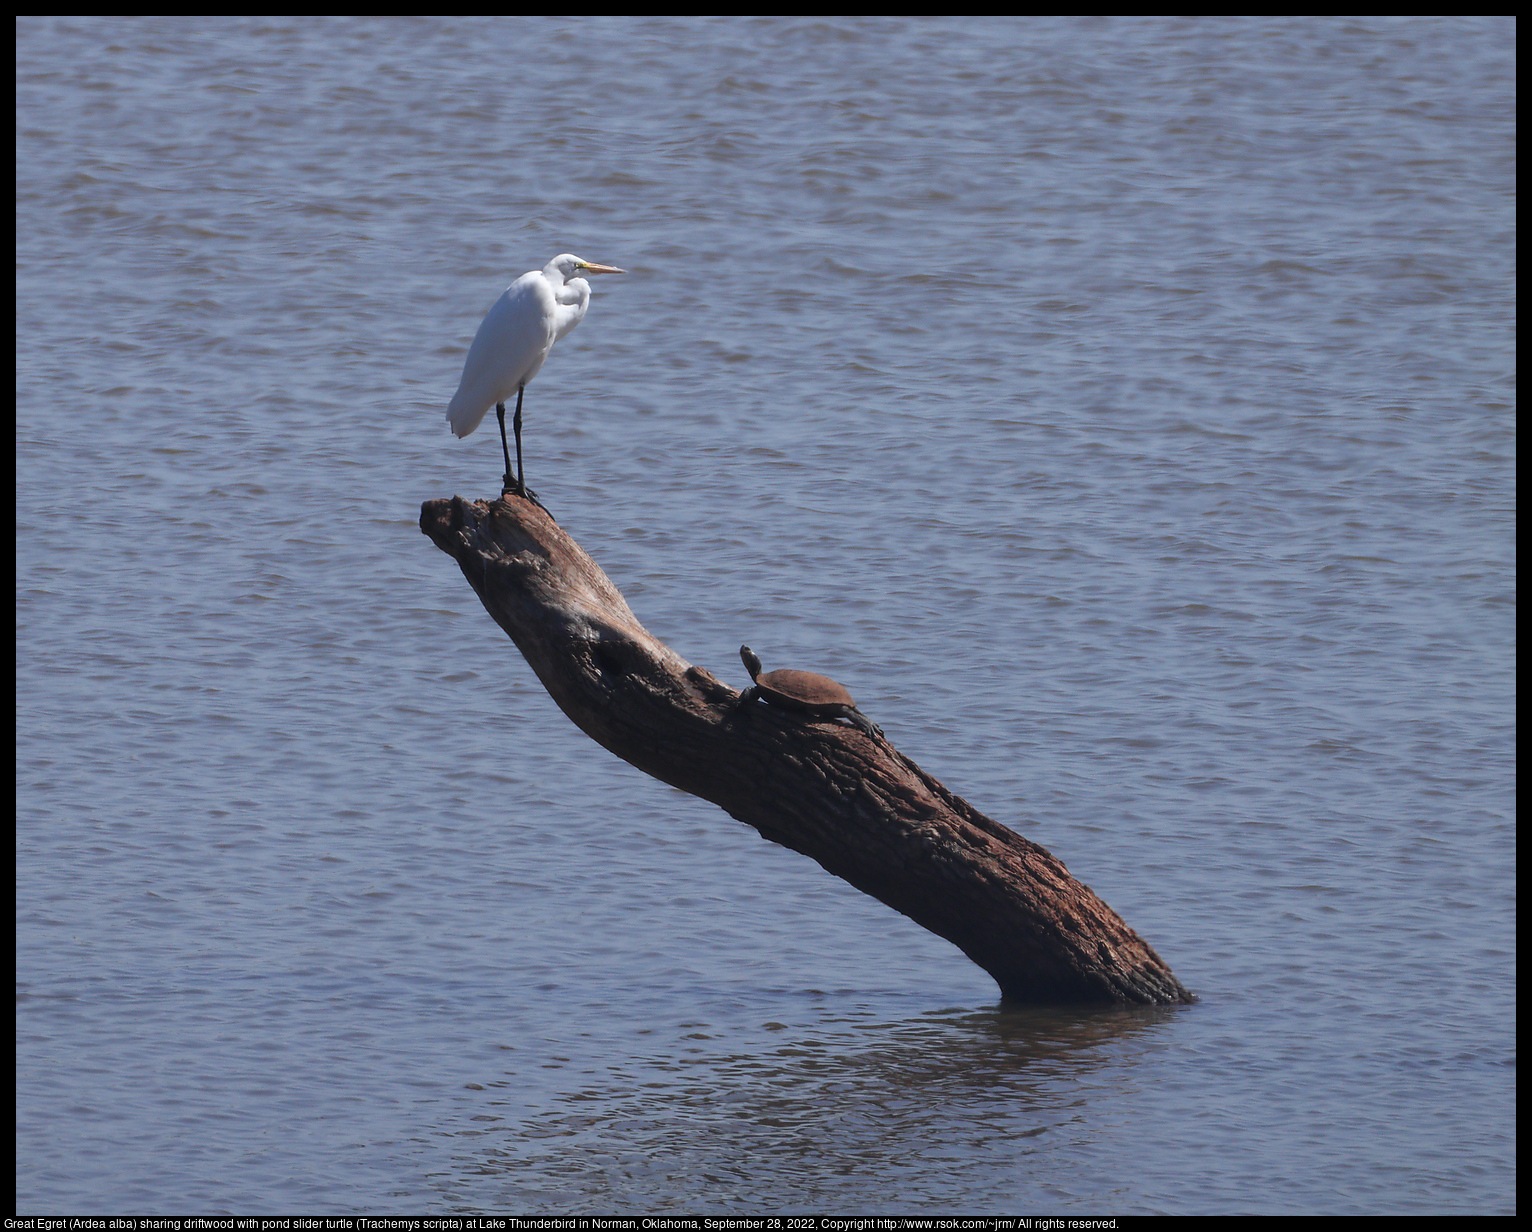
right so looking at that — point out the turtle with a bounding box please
[737,645,883,739]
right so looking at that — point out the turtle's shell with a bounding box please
[753,668,857,714]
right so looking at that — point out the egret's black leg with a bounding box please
[506,386,550,514]
[495,400,515,494]
[512,385,527,497]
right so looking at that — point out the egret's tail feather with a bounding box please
[446,395,490,439]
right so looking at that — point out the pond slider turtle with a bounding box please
[737,645,882,738]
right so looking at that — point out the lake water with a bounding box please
[16,15,1514,1216]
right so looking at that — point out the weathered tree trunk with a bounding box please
[421,493,1196,1006]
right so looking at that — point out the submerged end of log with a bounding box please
[422,493,1197,1007]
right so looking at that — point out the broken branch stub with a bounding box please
[421,493,1195,1006]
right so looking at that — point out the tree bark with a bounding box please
[421,493,1196,1006]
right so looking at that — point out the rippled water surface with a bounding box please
[16,15,1514,1215]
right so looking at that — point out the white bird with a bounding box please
[447,252,626,500]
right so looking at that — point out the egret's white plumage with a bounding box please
[447,252,624,496]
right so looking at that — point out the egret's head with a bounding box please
[548,253,626,282]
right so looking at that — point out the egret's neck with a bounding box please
[555,276,591,308]
[549,277,592,341]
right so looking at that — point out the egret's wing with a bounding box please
[446,274,557,438]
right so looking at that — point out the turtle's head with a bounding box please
[739,645,764,682]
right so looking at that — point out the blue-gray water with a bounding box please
[16,15,1514,1215]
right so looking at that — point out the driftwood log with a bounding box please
[421,493,1196,1006]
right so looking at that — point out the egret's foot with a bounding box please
[502,479,553,520]
[500,472,533,501]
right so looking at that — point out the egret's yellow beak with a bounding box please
[578,261,626,275]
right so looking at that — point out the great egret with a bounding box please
[446,253,625,499]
